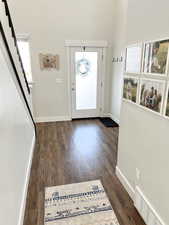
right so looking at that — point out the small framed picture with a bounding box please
[125,43,143,74]
[123,76,139,103]
[39,53,59,70]
[139,79,165,113]
[143,39,169,75]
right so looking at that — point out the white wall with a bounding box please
[8,0,116,120]
[0,35,35,225]
[110,0,128,123]
[117,0,169,224]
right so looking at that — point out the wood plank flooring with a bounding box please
[24,119,145,225]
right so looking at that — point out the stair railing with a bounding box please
[0,0,36,133]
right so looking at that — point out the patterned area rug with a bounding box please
[45,180,119,225]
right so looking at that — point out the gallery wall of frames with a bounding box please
[123,38,169,118]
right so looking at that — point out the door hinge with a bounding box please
[101,82,103,87]
[100,107,102,112]
[102,54,104,61]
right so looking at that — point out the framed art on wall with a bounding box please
[39,53,59,70]
[123,77,139,103]
[143,39,169,75]
[125,44,142,74]
[139,79,165,113]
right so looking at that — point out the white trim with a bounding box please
[65,40,108,48]
[123,98,138,106]
[66,46,72,119]
[16,33,31,41]
[142,72,168,77]
[116,166,135,200]
[135,186,166,225]
[124,72,141,76]
[67,45,106,119]
[115,166,167,225]
[140,73,168,81]
[100,48,107,117]
[102,113,120,125]
[66,47,72,119]
[35,116,71,123]
[144,36,169,44]
[18,133,35,225]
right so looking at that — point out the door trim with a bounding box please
[65,40,108,47]
[66,40,107,119]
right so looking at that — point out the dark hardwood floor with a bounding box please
[24,119,145,225]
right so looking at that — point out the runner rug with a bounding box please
[45,180,119,225]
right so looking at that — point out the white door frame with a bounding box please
[65,40,108,119]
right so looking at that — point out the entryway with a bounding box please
[25,119,145,225]
[67,41,106,119]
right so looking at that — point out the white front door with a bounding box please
[70,47,103,119]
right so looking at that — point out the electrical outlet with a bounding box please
[136,168,140,180]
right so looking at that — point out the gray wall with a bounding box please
[118,0,169,224]
[8,0,116,120]
[0,35,35,225]
[110,0,128,123]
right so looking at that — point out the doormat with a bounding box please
[99,117,119,128]
[45,180,119,225]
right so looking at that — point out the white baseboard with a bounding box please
[116,166,135,200]
[102,113,120,125]
[18,133,36,225]
[35,116,71,123]
[135,186,166,225]
[36,114,119,123]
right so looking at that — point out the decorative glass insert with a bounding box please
[75,52,98,110]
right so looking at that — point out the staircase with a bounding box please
[0,0,36,132]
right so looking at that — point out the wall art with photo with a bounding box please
[123,77,138,103]
[143,39,169,75]
[139,79,165,113]
[125,44,142,73]
[39,53,59,70]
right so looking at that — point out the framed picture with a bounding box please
[139,79,165,113]
[125,44,143,74]
[143,39,169,75]
[164,84,169,117]
[123,77,139,103]
[39,53,59,70]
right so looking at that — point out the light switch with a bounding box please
[56,78,63,83]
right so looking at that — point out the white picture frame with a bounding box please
[163,82,169,118]
[143,38,169,76]
[139,78,165,114]
[123,76,139,104]
[125,43,143,74]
